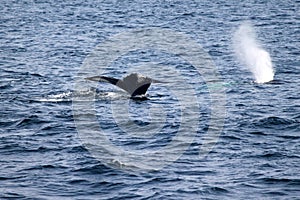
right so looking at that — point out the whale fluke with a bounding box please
[85,73,163,97]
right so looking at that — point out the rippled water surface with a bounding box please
[1,0,299,199]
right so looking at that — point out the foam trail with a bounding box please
[233,21,274,83]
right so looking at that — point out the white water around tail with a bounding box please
[233,22,274,83]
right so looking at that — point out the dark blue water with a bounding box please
[1,0,299,199]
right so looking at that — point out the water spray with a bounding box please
[233,21,274,83]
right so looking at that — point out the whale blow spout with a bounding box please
[233,21,275,83]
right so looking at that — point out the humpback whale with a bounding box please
[85,73,163,97]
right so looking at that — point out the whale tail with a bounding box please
[85,73,161,97]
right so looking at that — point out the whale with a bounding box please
[85,73,164,98]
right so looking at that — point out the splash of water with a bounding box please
[233,21,274,83]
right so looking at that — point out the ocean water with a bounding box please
[1,0,300,199]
